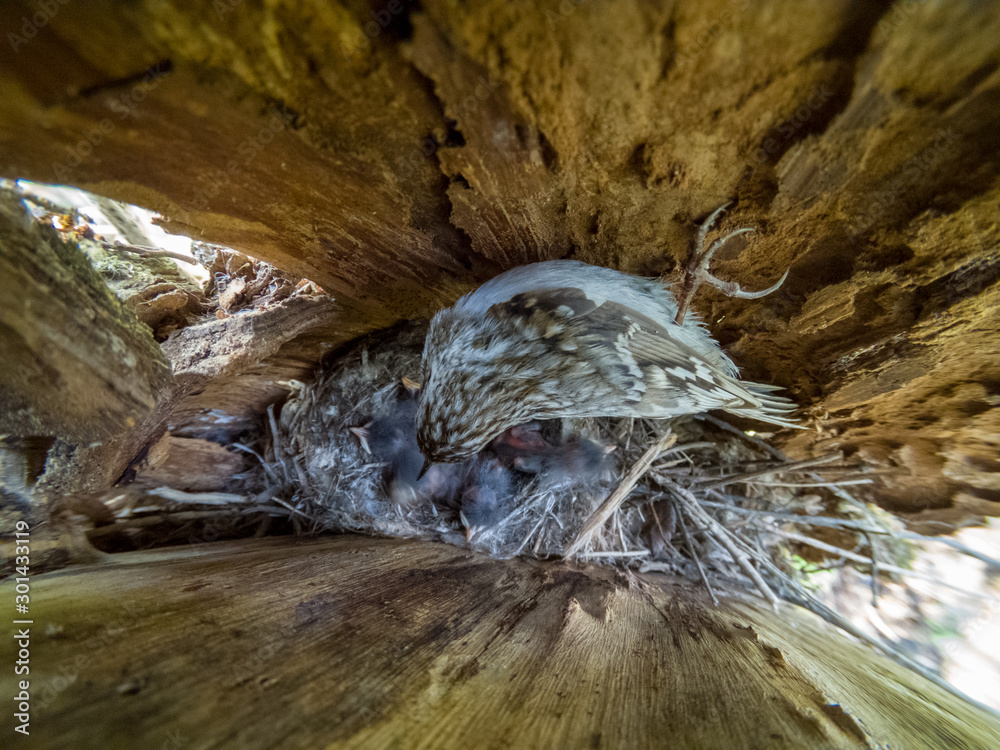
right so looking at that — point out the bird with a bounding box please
[459,457,515,540]
[490,422,613,479]
[417,209,796,464]
[489,422,551,467]
[350,391,426,503]
[418,461,473,505]
[524,436,614,480]
[348,380,505,535]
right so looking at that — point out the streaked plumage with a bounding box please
[417,260,797,462]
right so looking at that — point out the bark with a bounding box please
[1,6,999,744]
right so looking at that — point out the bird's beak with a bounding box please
[349,425,371,454]
[459,511,477,542]
[416,457,430,481]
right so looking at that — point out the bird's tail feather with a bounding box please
[726,382,805,429]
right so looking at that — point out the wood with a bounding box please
[0,186,345,498]
[1,536,998,749]
[0,189,172,442]
[0,8,997,741]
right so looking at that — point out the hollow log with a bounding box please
[0,190,172,442]
[1,2,999,747]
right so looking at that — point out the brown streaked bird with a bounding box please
[416,215,797,463]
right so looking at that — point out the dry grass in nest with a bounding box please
[242,322,1000,695]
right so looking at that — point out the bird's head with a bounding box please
[416,307,539,463]
[460,459,514,540]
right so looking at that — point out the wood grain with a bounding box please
[2,536,997,749]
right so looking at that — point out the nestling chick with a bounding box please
[418,461,472,505]
[350,383,489,520]
[459,457,515,540]
[492,422,612,480]
[417,259,798,463]
[524,436,614,481]
[490,422,551,463]
[351,394,424,503]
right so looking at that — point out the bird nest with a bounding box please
[246,321,901,610]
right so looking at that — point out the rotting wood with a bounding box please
[1,1,997,522]
[0,189,172,442]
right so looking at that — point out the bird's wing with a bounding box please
[488,286,798,424]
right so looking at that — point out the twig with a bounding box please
[88,510,230,537]
[865,530,881,607]
[100,239,200,265]
[146,487,248,505]
[670,485,780,610]
[739,478,873,488]
[664,441,718,454]
[697,413,787,459]
[272,496,312,520]
[515,511,551,557]
[697,453,844,490]
[699,416,877,500]
[231,442,279,483]
[576,550,651,559]
[563,433,677,557]
[821,483,869,513]
[268,404,283,462]
[699,498,890,535]
[676,505,719,606]
[896,531,1000,569]
[749,557,1000,718]
[267,404,295,484]
[772,528,1000,601]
